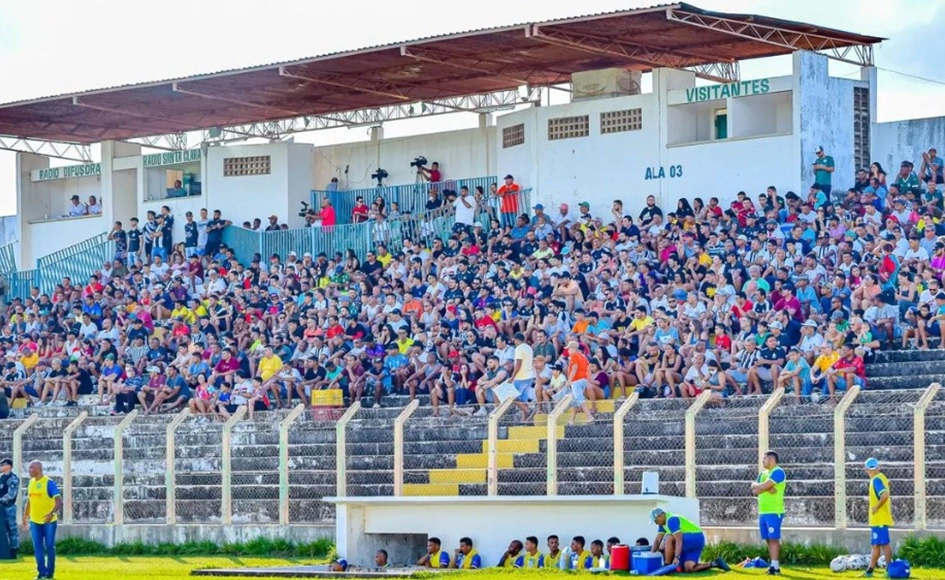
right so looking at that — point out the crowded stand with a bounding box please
[1,147,944,420]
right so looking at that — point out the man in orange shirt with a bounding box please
[566,341,595,425]
[495,174,520,228]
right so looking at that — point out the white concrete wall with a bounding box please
[286,143,316,229]
[873,116,945,173]
[27,216,106,265]
[313,127,497,191]
[334,495,699,568]
[205,142,292,230]
[794,51,858,195]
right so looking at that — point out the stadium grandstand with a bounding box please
[0,1,944,575]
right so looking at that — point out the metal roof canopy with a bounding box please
[0,2,881,147]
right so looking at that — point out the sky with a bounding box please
[1,0,944,216]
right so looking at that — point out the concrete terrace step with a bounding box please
[867,374,943,390]
[872,349,945,364]
[867,359,945,377]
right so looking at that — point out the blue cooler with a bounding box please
[633,551,663,574]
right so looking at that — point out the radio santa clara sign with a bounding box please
[142,148,201,168]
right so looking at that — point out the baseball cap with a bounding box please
[649,508,665,522]
[864,457,879,470]
[814,146,824,154]
[0,458,11,467]
[802,319,818,328]
[533,204,545,210]
[579,201,590,208]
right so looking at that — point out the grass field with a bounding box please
[3,558,945,579]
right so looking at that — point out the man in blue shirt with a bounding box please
[920,147,944,186]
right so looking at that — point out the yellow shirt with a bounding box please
[631,316,654,331]
[376,253,392,267]
[813,352,839,374]
[869,472,894,527]
[27,476,60,524]
[395,337,414,354]
[258,355,284,381]
[171,306,195,325]
[21,352,39,371]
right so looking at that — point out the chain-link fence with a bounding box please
[68,417,117,524]
[768,397,835,527]
[230,412,281,523]
[343,405,399,497]
[620,398,687,496]
[288,413,338,523]
[555,397,615,496]
[399,404,491,497]
[924,388,945,529]
[695,395,767,526]
[495,401,548,497]
[174,413,223,524]
[120,416,169,523]
[844,389,922,528]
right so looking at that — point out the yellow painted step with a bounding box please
[533,413,572,427]
[481,438,539,454]
[507,425,564,440]
[456,453,514,469]
[403,482,459,496]
[592,400,615,413]
[428,468,487,484]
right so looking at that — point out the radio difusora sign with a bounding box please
[31,163,102,182]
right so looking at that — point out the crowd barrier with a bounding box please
[5,383,944,530]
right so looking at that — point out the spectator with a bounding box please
[68,194,88,217]
[495,174,520,228]
[812,146,835,196]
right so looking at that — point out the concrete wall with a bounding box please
[794,51,861,195]
[313,126,497,192]
[873,115,945,174]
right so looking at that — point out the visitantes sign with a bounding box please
[142,148,202,168]
[685,78,771,103]
[31,162,102,182]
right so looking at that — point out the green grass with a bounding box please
[3,558,945,579]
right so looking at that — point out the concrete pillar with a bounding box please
[478,113,494,129]
[369,126,384,142]
[14,153,50,268]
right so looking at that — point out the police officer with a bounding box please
[0,458,19,558]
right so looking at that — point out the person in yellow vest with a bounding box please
[589,539,609,569]
[751,449,786,576]
[451,537,481,569]
[498,539,524,567]
[567,536,593,570]
[22,460,61,580]
[864,457,893,578]
[514,536,545,568]
[416,536,451,568]
[545,534,563,569]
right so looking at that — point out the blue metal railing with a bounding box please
[313,175,498,224]
[36,233,113,294]
[2,186,530,298]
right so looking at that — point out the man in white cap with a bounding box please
[864,457,893,578]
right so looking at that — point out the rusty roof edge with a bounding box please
[674,2,886,44]
[0,2,884,110]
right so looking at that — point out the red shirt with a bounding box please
[352,203,369,223]
[429,169,442,182]
[835,355,866,379]
[496,183,520,214]
[319,205,337,228]
[474,315,498,332]
[326,324,345,339]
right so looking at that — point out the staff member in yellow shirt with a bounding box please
[864,458,893,578]
[22,460,61,580]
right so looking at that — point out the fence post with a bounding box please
[546,394,573,496]
[487,398,516,496]
[13,414,39,526]
[834,385,861,529]
[113,410,138,525]
[221,405,247,525]
[62,411,88,525]
[757,389,785,470]
[914,382,940,531]
[165,409,191,525]
[279,404,306,525]
[684,391,712,498]
[613,393,640,496]
[393,400,420,496]
[335,402,361,498]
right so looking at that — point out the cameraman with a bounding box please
[418,161,442,184]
